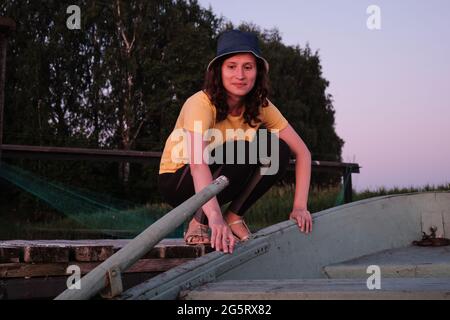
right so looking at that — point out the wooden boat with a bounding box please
[2,191,449,300]
[119,191,450,300]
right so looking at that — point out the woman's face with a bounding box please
[221,53,257,99]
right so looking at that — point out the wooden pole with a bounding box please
[343,167,353,203]
[55,175,229,300]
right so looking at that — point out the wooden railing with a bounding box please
[0,143,360,202]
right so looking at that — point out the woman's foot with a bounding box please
[224,211,251,242]
[184,218,211,245]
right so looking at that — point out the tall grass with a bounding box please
[2,183,449,239]
[0,202,180,240]
[354,183,450,201]
[243,184,341,230]
[244,182,450,231]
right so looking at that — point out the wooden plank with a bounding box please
[0,239,210,262]
[1,144,360,174]
[184,278,450,300]
[0,258,193,278]
[1,272,160,300]
[73,246,114,262]
[0,144,162,163]
[0,238,185,250]
[0,247,20,263]
[1,262,71,278]
[23,246,69,263]
[163,245,214,258]
[141,246,165,259]
[181,278,450,300]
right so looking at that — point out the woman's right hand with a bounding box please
[208,214,236,254]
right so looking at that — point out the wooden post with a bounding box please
[343,167,353,203]
[0,17,16,163]
[55,175,229,300]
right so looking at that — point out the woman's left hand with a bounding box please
[289,208,312,234]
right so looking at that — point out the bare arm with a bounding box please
[190,163,222,218]
[186,130,236,252]
[278,124,313,233]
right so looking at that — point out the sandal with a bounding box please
[184,222,211,245]
[228,219,252,242]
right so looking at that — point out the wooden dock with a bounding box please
[0,239,211,299]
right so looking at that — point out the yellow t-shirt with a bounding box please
[159,90,289,174]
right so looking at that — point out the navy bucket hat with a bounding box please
[207,30,269,72]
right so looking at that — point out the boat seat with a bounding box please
[180,277,450,300]
[323,245,450,279]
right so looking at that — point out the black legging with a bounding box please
[158,129,291,225]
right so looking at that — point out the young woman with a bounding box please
[158,30,312,254]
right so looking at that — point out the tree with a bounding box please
[0,0,344,219]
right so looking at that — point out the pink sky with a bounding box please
[199,0,450,191]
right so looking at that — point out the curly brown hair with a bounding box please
[202,54,270,128]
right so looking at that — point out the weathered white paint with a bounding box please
[121,191,450,300]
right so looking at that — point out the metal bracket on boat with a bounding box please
[180,272,217,292]
[413,226,450,247]
[100,265,123,299]
[126,240,271,300]
[177,241,270,297]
